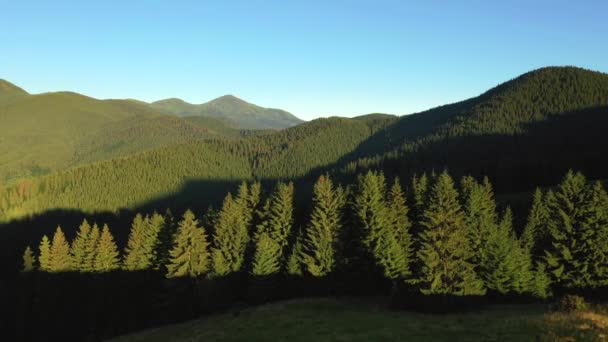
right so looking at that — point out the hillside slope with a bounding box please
[151,95,304,129]
[2,66,608,222]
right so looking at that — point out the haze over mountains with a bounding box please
[2,66,608,224]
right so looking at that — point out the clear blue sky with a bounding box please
[1,0,607,120]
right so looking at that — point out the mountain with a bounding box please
[0,81,260,182]
[151,95,304,129]
[2,66,608,223]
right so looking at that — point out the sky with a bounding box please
[1,0,607,120]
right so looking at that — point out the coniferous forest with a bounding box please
[4,169,608,340]
[2,66,608,340]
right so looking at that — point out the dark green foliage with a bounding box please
[22,246,35,272]
[48,226,72,273]
[252,182,295,275]
[211,183,254,276]
[521,188,550,255]
[386,177,413,269]
[462,176,497,268]
[302,175,345,276]
[166,210,211,278]
[93,224,120,272]
[544,171,608,288]
[415,171,485,295]
[286,233,305,276]
[354,171,409,279]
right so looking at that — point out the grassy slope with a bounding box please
[109,298,589,342]
[151,95,304,129]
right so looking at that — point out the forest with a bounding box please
[5,169,608,340]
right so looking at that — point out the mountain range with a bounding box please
[0,82,303,182]
[1,66,608,224]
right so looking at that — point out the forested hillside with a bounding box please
[151,95,304,129]
[2,66,607,224]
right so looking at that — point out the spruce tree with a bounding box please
[38,235,51,272]
[354,171,408,279]
[154,209,178,271]
[22,246,36,272]
[416,171,485,295]
[462,176,497,268]
[302,175,345,277]
[211,184,252,276]
[82,224,100,272]
[166,210,211,278]
[286,231,304,276]
[252,182,294,275]
[70,219,92,271]
[582,181,608,286]
[386,177,413,275]
[123,213,163,271]
[251,233,281,276]
[521,188,549,256]
[93,224,120,272]
[481,208,533,294]
[544,171,597,288]
[48,226,72,273]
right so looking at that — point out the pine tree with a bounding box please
[252,182,295,275]
[521,188,549,256]
[123,213,163,271]
[582,181,608,286]
[251,233,281,276]
[354,171,408,279]
[462,176,497,268]
[82,224,100,272]
[481,208,533,294]
[302,175,345,277]
[93,224,120,272]
[38,235,51,272]
[286,232,304,276]
[416,171,485,295]
[166,210,211,278]
[211,184,252,276]
[70,219,92,271]
[22,246,36,272]
[544,171,597,288]
[386,177,413,275]
[154,209,178,271]
[529,262,552,299]
[48,226,72,273]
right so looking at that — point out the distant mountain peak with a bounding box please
[0,79,28,95]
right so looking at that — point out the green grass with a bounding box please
[109,298,553,342]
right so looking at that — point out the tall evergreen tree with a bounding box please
[481,208,533,294]
[286,231,304,276]
[154,209,178,271]
[22,246,36,272]
[462,176,497,269]
[211,183,252,276]
[386,177,413,274]
[252,182,294,275]
[93,224,120,272]
[82,224,100,272]
[416,171,485,295]
[38,235,51,272]
[521,188,550,256]
[544,171,598,288]
[70,219,92,271]
[166,210,211,278]
[123,213,163,271]
[582,181,608,286]
[354,171,408,279]
[302,175,345,277]
[48,226,72,273]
